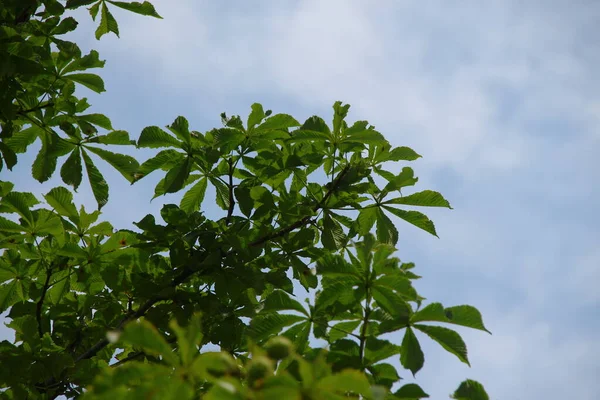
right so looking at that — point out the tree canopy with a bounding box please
[0,1,491,399]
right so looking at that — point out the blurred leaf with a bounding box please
[120,320,178,366]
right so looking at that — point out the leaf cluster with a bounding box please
[0,2,491,400]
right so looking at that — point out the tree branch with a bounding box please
[36,268,52,338]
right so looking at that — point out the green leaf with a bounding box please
[321,213,345,250]
[383,206,438,237]
[332,101,351,137]
[411,303,490,333]
[364,337,401,365]
[262,290,308,317]
[328,320,361,342]
[385,190,452,208]
[282,320,311,354]
[367,363,401,389]
[78,113,113,130]
[169,313,202,366]
[2,192,35,223]
[85,146,139,183]
[47,270,70,305]
[81,150,109,209]
[382,167,418,193]
[247,103,265,130]
[371,285,411,321]
[180,177,207,213]
[0,216,24,233]
[66,0,98,8]
[414,324,469,365]
[376,208,398,245]
[64,73,105,93]
[234,186,253,217]
[257,114,300,132]
[343,129,387,145]
[163,157,191,194]
[400,327,424,376]
[61,50,105,74]
[0,143,16,171]
[375,146,422,163]
[167,116,191,145]
[95,2,119,39]
[107,1,163,18]
[287,130,331,143]
[137,149,182,178]
[138,126,182,148]
[0,280,26,313]
[355,207,377,235]
[44,187,78,221]
[60,148,83,190]
[395,383,430,399]
[209,177,230,210]
[249,314,305,341]
[120,320,179,366]
[317,369,371,397]
[5,126,41,153]
[451,379,489,400]
[89,130,133,145]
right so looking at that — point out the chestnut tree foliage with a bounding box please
[0,1,491,399]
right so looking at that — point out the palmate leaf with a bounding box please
[400,327,424,376]
[84,146,139,183]
[77,113,113,130]
[81,149,109,209]
[414,324,469,366]
[209,176,230,210]
[180,177,207,213]
[5,126,41,153]
[328,320,361,342]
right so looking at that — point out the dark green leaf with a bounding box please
[60,148,83,190]
[95,2,119,39]
[262,290,308,316]
[395,383,430,399]
[376,208,398,245]
[163,157,191,194]
[385,190,452,208]
[451,379,489,400]
[78,114,113,130]
[64,73,105,93]
[138,126,182,148]
[120,320,178,366]
[107,1,163,18]
[321,213,345,250]
[414,324,469,365]
[180,177,207,214]
[85,146,139,183]
[81,150,109,209]
[400,327,424,376]
[383,206,438,237]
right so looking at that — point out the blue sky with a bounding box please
[2,0,599,398]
